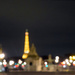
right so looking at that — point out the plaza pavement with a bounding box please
[0,72,75,75]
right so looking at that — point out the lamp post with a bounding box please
[18,59,22,70]
[9,60,14,66]
[55,56,59,71]
[18,59,22,65]
[3,59,7,67]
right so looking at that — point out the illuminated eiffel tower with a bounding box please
[22,29,30,59]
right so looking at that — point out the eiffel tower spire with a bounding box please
[22,29,30,59]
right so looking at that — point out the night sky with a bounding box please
[0,0,75,58]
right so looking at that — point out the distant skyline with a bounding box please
[0,0,75,57]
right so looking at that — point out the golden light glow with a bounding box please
[24,31,30,53]
[22,30,30,59]
[62,61,66,64]
[66,62,71,66]
[69,56,72,60]
[22,53,28,59]
[25,32,29,35]
[73,56,75,59]
[69,56,75,60]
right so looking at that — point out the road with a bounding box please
[0,72,75,75]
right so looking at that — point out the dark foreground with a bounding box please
[0,72,75,75]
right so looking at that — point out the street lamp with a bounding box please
[0,53,5,60]
[18,59,22,70]
[62,61,66,64]
[24,62,26,65]
[55,56,59,71]
[18,59,22,64]
[3,59,7,66]
[69,60,73,63]
[44,62,47,65]
[55,56,59,63]
[9,60,14,66]
[65,59,69,63]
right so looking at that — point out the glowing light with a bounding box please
[15,65,19,68]
[55,59,59,63]
[63,61,66,64]
[24,62,26,65]
[56,56,59,59]
[25,32,29,35]
[14,66,16,68]
[63,65,66,68]
[9,60,14,65]
[15,63,17,65]
[24,31,30,53]
[68,63,71,66]
[4,65,6,67]
[67,62,71,66]
[61,61,66,66]
[18,59,22,64]
[46,65,48,67]
[62,61,66,65]
[22,65,24,68]
[65,59,69,63]
[44,62,47,65]
[22,30,30,59]
[0,53,5,59]
[69,60,73,63]
[69,56,72,60]
[22,54,28,59]
[3,59,7,65]
[17,63,19,65]
[73,56,75,59]
[73,61,75,66]
[69,56,75,60]
[0,62,2,65]
[55,56,59,63]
